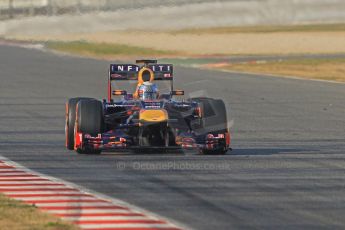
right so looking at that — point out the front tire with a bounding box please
[65,97,93,150]
[75,99,104,154]
[192,98,229,155]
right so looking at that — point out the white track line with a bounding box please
[0,186,67,189]
[15,196,102,201]
[63,216,151,221]
[0,176,45,180]
[3,191,91,195]
[45,209,135,214]
[0,172,41,176]
[0,181,64,184]
[78,223,176,229]
[34,202,125,207]
[0,169,26,172]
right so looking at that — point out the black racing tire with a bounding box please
[65,97,93,150]
[191,98,228,155]
[75,99,104,154]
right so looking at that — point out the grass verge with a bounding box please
[173,23,345,34]
[46,40,180,58]
[212,58,345,82]
[0,194,78,230]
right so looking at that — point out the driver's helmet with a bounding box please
[138,82,159,100]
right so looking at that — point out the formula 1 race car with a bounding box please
[65,60,231,154]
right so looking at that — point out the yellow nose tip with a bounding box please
[139,109,168,123]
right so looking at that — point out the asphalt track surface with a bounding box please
[0,45,345,230]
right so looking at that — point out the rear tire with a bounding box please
[65,97,93,150]
[191,98,229,155]
[75,99,104,154]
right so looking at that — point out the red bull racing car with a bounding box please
[65,60,231,154]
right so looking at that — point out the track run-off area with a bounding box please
[0,44,345,230]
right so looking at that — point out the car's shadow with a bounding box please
[100,149,188,156]
[230,147,318,156]
[99,148,304,156]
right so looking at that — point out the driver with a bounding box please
[137,81,159,100]
[134,68,160,100]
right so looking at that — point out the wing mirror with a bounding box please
[112,90,127,96]
[172,90,184,96]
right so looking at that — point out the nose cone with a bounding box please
[139,109,168,123]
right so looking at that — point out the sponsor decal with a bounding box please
[110,73,126,79]
[150,65,172,72]
[111,65,139,73]
[144,106,161,109]
[111,64,173,74]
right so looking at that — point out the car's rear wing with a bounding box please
[107,63,174,102]
[109,64,173,81]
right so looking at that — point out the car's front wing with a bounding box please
[74,129,230,152]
